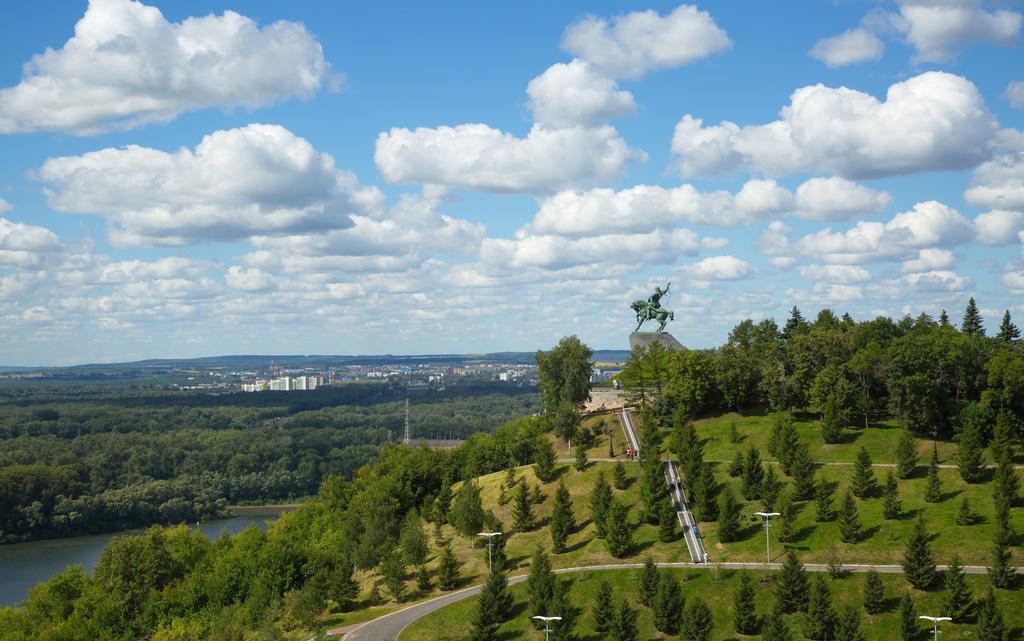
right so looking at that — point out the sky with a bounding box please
[0,0,1023,366]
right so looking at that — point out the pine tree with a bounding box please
[815,475,835,522]
[958,420,987,483]
[593,579,614,634]
[527,547,556,621]
[658,497,678,542]
[435,478,454,523]
[327,558,359,611]
[574,440,588,471]
[761,601,794,641]
[761,465,783,511]
[943,555,972,623]
[821,392,843,444]
[717,486,741,542]
[777,418,802,474]
[484,515,508,571]
[451,480,485,537]
[730,421,741,444]
[924,444,942,503]
[939,309,951,327]
[976,588,1008,641]
[531,484,545,505]
[437,544,460,590]
[415,564,431,591]
[790,445,816,500]
[497,484,509,506]
[997,309,1020,342]
[469,565,512,641]
[610,599,639,641]
[992,437,1020,508]
[837,606,866,641]
[732,572,759,635]
[504,465,516,487]
[776,491,798,543]
[989,492,1015,589]
[639,555,660,607]
[653,571,683,635]
[534,437,557,482]
[882,469,902,519]
[692,462,719,522]
[895,429,919,479]
[550,478,575,553]
[782,305,806,339]
[613,461,628,490]
[591,472,613,538]
[400,511,429,565]
[513,480,535,532]
[605,499,633,557]
[681,596,714,641]
[962,296,986,336]
[378,548,406,602]
[956,496,977,525]
[851,447,878,498]
[899,592,918,641]
[838,487,861,543]
[640,448,670,524]
[803,575,837,641]
[902,515,936,590]
[547,579,575,641]
[775,550,809,613]
[728,450,744,477]
[863,568,885,615]
[742,447,765,500]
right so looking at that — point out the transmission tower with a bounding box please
[404,397,410,444]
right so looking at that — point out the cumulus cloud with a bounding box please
[38,124,382,247]
[1008,81,1024,108]
[793,177,893,221]
[0,0,330,135]
[965,153,1024,211]
[374,124,644,194]
[1003,269,1024,291]
[671,71,998,178]
[0,217,62,267]
[561,4,731,78]
[809,28,884,67]
[894,0,1021,63]
[901,248,955,272]
[974,210,1024,245]
[799,264,872,283]
[481,228,699,271]
[527,59,636,129]
[677,255,755,281]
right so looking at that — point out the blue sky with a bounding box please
[0,0,1022,365]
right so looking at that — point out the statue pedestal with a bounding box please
[629,332,685,352]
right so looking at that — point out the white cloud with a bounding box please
[671,72,998,178]
[225,266,277,292]
[0,0,330,134]
[561,4,731,78]
[481,228,699,270]
[809,28,884,67]
[974,210,1024,245]
[56,256,210,286]
[895,0,1021,63]
[799,264,872,283]
[21,306,52,322]
[1008,81,1024,108]
[901,248,955,272]
[965,153,1024,210]
[527,59,636,129]
[1003,269,1024,291]
[0,217,62,267]
[0,199,12,214]
[38,124,382,247]
[793,177,893,221]
[374,124,643,194]
[677,255,754,281]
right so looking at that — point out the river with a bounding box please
[0,508,290,607]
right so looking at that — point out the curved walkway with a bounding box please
[342,561,1017,640]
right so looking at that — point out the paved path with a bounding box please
[343,561,1020,640]
[618,408,640,454]
[664,459,707,563]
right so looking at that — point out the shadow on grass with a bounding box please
[938,489,963,503]
[859,524,881,542]
[563,536,591,554]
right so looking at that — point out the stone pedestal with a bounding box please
[629,332,685,352]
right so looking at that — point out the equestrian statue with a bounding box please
[631,283,674,333]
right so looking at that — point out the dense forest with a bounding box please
[0,382,539,542]
[619,299,1024,443]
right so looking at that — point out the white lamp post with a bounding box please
[533,615,562,641]
[754,512,781,567]
[919,616,951,641]
[477,531,502,572]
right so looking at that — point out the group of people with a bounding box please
[624,448,638,460]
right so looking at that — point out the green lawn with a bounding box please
[401,567,1024,641]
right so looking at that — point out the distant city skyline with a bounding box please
[1,0,1023,365]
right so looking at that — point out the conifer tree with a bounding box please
[437,544,460,590]
[997,309,1020,342]
[513,479,535,532]
[762,600,794,641]
[527,547,556,622]
[863,568,885,615]
[962,296,985,336]
[717,486,741,542]
[692,462,719,522]
[469,564,513,641]
[593,579,614,634]
[976,588,1007,641]
[815,475,835,521]
[326,558,359,611]
[924,444,942,503]
[640,448,670,524]
[400,511,429,566]
[534,437,557,482]
[838,487,861,543]
[943,555,972,623]
[379,548,406,602]
[761,465,783,511]
[451,480,485,537]
[681,596,714,641]
[653,571,683,635]
[790,444,816,500]
[775,550,809,613]
[803,575,837,641]
[497,484,509,506]
[483,514,508,571]
[836,606,866,641]
[611,599,639,641]
[658,498,678,542]
[777,491,798,543]
[956,496,977,525]
[613,461,628,490]
[550,478,575,553]
[939,309,950,327]
[732,572,759,635]
[547,579,575,641]
[782,305,806,339]
[821,392,843,444]
[590,472,612,538]
[504,465,516,487]
[639,555,660,607]
[435,478,454,523]
[742,447,765,500]
[958,420,986,483]
[902,515,936,589]
[730,421,740,444]
[415,563,431,591]
[989,493,1015,589]
[851,447,878,498]
[899,592,918,641]
[728,449,744,477]
[605,499,633,557]
[574,440,588,471]
[992,431,1020,508]
[895,429,919,479]
[882,469,902,519]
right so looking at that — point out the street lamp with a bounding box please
[533,615,562,641]
[477,532,502,572]
[919,616,951,641]
[754,512,781,567]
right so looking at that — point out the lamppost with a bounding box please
[919,615,951,641]
[477,531,502,572]
[754,512,781,567]
[533,615,562,641]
